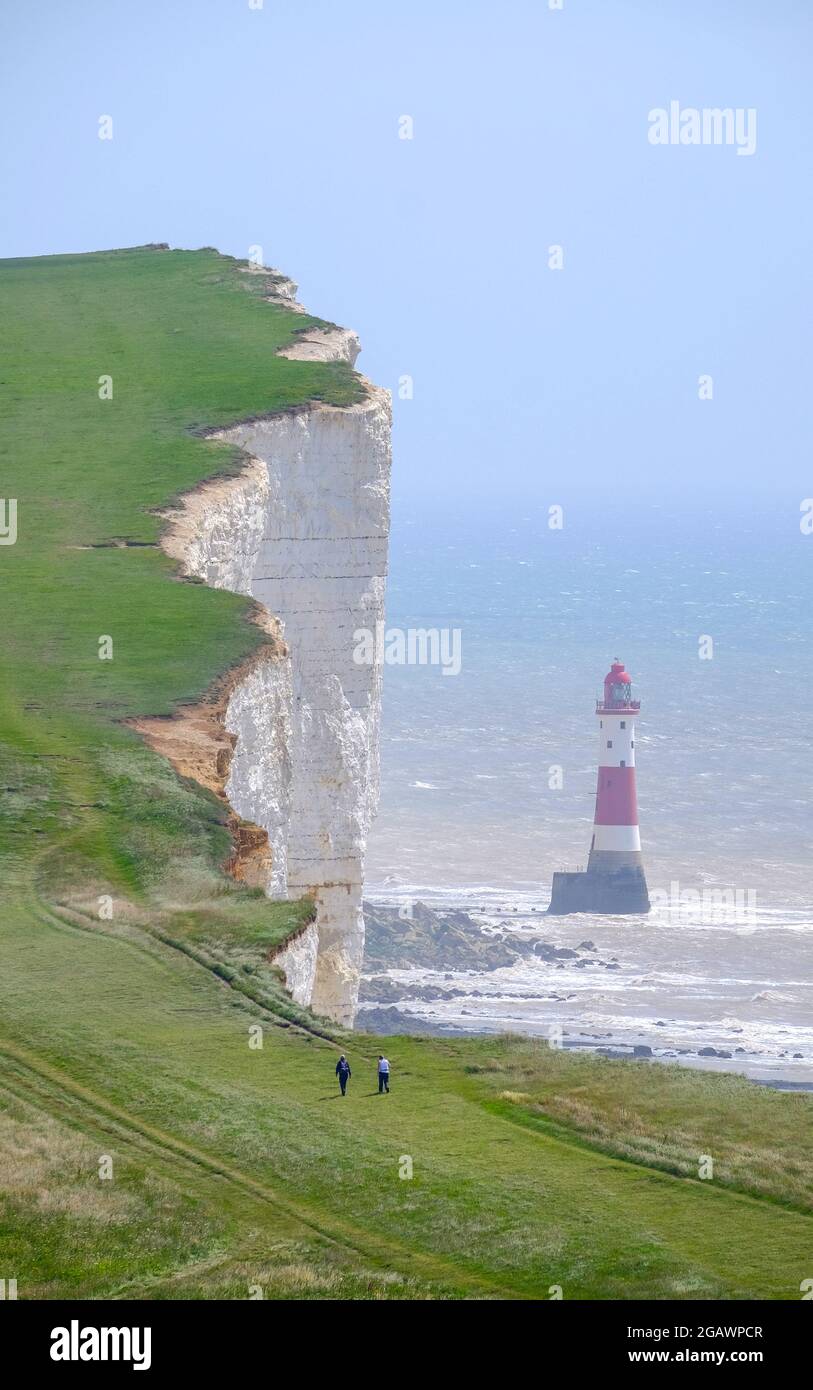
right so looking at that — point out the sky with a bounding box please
[1,0,811,510]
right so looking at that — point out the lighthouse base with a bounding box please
[547,863,650,916]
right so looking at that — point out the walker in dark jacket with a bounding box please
[335,1055,351,1095]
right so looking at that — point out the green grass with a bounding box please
[466,1039,813,1211]
[2,904,812,1301]
[0,243,360,930]
[1,246,811,1300]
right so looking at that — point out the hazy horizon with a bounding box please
[2,0,811,508]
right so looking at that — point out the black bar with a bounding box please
[1,1298,806,1376]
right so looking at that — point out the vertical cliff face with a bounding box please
[161,288,390,1024]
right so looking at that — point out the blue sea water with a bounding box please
[364,497,813,1081]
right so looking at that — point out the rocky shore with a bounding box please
[358,900,813,1088]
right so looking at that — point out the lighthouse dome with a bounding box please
[605,659,632,687]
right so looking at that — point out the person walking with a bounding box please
[335,1054,351,1096]
[377,1055,390,1093]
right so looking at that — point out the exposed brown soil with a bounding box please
[127,620,284,888]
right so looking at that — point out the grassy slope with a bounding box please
[0,245,345,956]
[0,247,811,1300]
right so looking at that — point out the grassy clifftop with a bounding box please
[0,247,811,1300]
[0,244,357,952]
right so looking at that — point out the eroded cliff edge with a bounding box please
[141,269,390,1025]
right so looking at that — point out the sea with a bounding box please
[364,497,813,1085]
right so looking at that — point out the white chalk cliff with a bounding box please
[163,271,390,1024]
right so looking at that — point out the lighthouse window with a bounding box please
[620,759,626,767]
[620,721,626,729]
[607,740,612,749]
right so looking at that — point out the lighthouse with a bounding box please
[547,659,650,915]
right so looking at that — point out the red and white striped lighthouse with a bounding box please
[548,658,650,915]
[588,659,643,872]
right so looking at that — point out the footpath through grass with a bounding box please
[1,247,811,1300]
[2,895,812,1300]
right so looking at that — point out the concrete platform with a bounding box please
[547,865,650,915]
